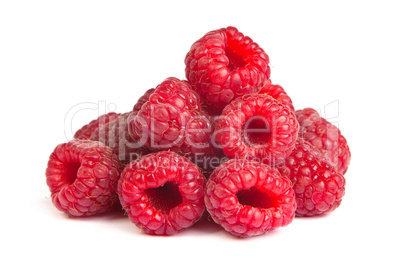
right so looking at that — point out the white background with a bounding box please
[1,0,401,267]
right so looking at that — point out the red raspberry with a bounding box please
[214,94,299,166]
[128,77,214,157]
[205,159,296,237]
[73,112,120,140]
[296,108,351,175]
[45,140,120,216]
[90,112,149,164]
[185,26,270,114]
[277,139,346,217]
[259,80,295,112]
[118,151,206,235]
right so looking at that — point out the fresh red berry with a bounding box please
[45,140,120,216]
[73,112,120,140]
[205,159,296,237]
[185,26,270,114]
[296,108,351,175]
[118,151,206,235]
[128,77,214,157]
[90,112,149,164]
[259,81,295,112]
[214,94,299,166]
[277,139,346,217]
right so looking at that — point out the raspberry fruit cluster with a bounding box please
[45,26,351,237]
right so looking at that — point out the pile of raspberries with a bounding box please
[45,26,351,237]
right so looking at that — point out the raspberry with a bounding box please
[73,112,120,140]
[277,139,346,217]
[259,80,295,112]
[296,108,351,174]
[214,94,299,166]
[45,140,120,216]
[128,77,214,157]
[90,112,149,164]
[118,151,206,235]
[205,159,296,237]
[185,26,270,114]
